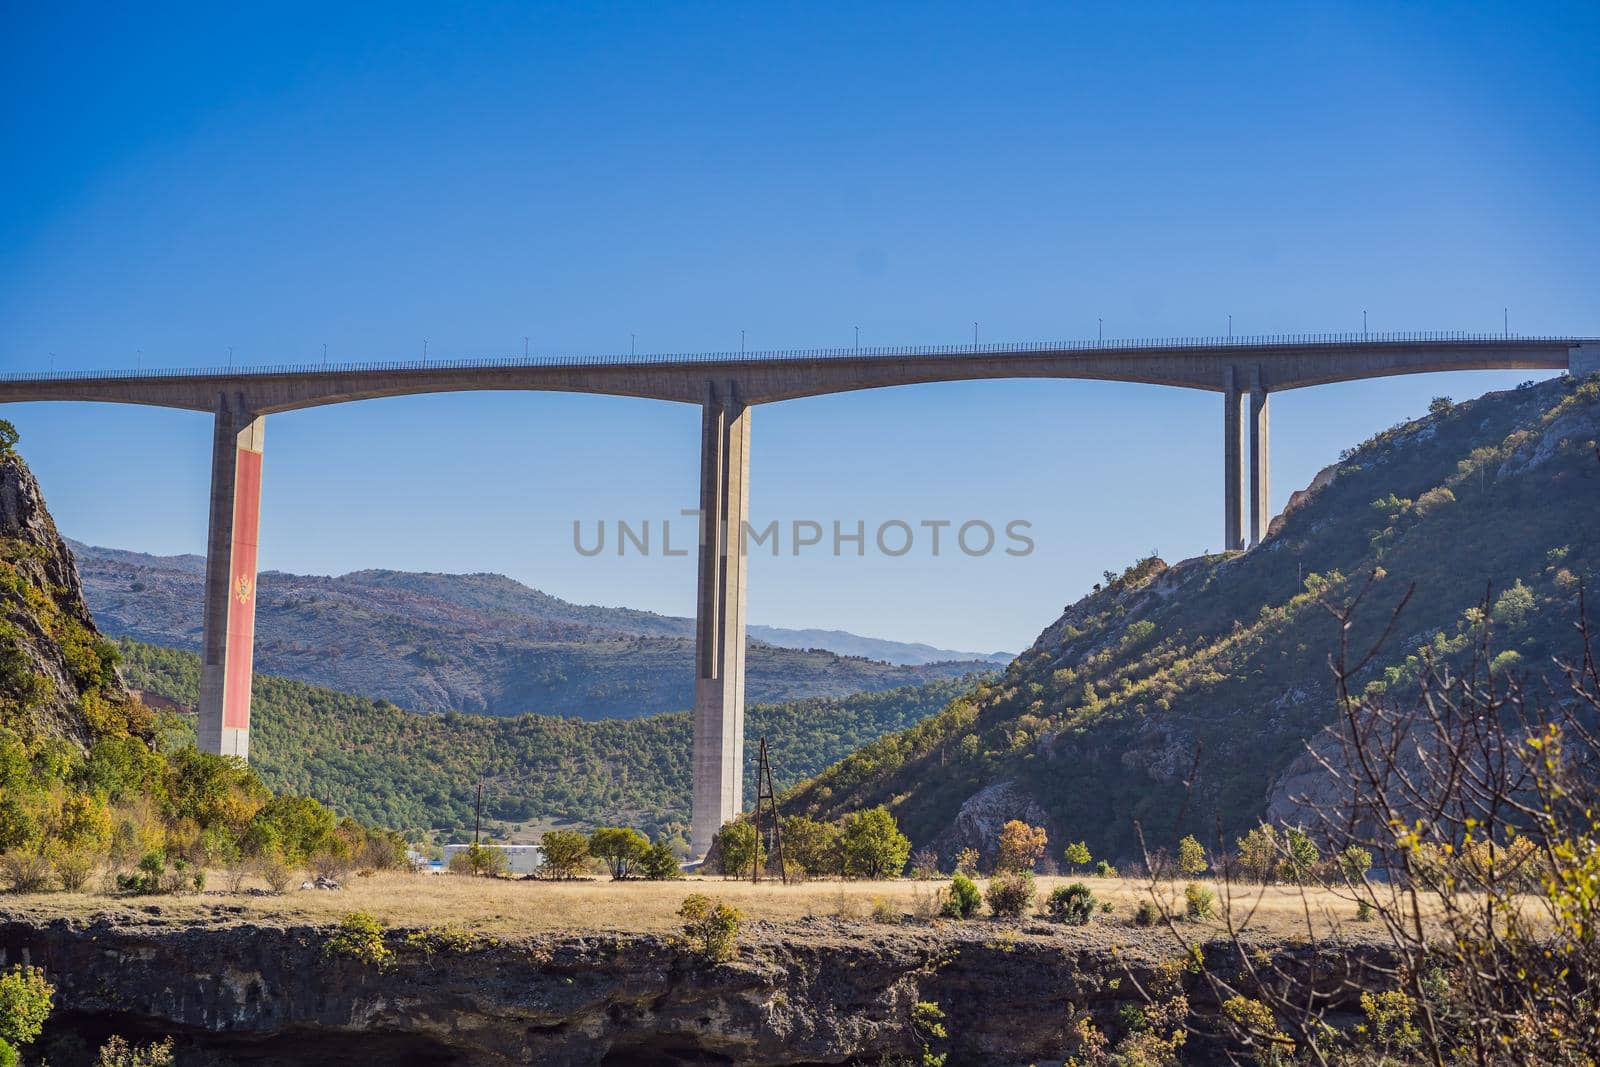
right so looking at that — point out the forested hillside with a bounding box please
[77,547,994,717]
[119,639,979,843]
[781,374,1600,865]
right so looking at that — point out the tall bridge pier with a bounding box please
[3,331,1589,858]
[691,383,752,852]
[197,397,265,760]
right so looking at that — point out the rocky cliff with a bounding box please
[1,911,1391,1066]
[0,448,136,748]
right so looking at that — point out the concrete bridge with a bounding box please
[4,331,1595,856]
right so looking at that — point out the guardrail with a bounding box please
[0,331,1584,383]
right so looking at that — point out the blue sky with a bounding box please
[2,2,1596,653]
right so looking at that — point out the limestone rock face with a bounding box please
[939,779,1054,866]
[0,914,1396,1066]
[0,450,129,746]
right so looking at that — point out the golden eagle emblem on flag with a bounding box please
[234,574,253,605]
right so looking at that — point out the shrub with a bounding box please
[1133,899,1161,926]
[259,850,295,894]
[1184,882,1215,920]
[908,846,941,879]
[448,843,509,878]
[0,965,53,1055]
[323,911,393,969]
[1063,840,1091,874]
[1046,882,1096,925]
[52,844,95,892]
[1356,899,1374,922]
[115,850,166,895]
[96,1035,176,1066]
[954,847,981,875]
[678,893,741,963]
[984,870,1035,918]
[1339,844,1373,882]
[941,872,982,919]
[869,896,899,924]
[1275,827,1320,884]
[0,849,52,893]
[1176,835,1208,876]
[1094,859,1117,878]
[1220,996,1294,1066]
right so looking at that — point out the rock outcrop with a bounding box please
[0,449,132,747]
[1,912,1393,1066]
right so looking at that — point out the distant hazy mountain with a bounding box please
[72,542,1005,718]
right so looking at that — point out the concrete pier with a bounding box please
[690,383,751,858]
[197,397,265,760]
[1249,365,1270,546]
[1574,342,1600,378]
[1223,367,1246,552]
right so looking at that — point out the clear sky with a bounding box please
[2,2,1596,654]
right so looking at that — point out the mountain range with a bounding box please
[71,544,1006,719]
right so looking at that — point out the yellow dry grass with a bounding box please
[0,871,1411,942]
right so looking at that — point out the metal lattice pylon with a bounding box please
[750,737,787,884]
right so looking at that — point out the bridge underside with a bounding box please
[5,335,1594,858]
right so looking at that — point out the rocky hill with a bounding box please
[74,546,1002,718]
[781,374,1600,866]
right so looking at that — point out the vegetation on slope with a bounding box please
[119,639,980,842]
[0,430,393,900]
[781,375,1600,864]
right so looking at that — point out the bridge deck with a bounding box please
[0,332,1586,413]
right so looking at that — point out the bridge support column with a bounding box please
[690,383,751,860]
[197,397,265,760]
[1249,366,1270,546]
[1223,367,1246,551]
[1573,342,1600,379]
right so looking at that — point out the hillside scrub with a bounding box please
[780,374,1600,864]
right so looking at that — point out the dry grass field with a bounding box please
[0,870,1415,943]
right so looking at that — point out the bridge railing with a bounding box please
[0,330,1581,383]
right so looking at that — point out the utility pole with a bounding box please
[630,333,636,357]
[322,343,328,367]
[750,738,787,884]
[473,781,484,846]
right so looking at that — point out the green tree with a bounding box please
[1176,834,1208,877]
[0,421,17,456]
[245,795,335,863]
[713,821,755,878]
[780,815,841,876]
[539,829,589,879]
[839,807,911,879]
[678,893,741,962]
[588,826,649,880]
[638,839,683,880]
[1063,840,1091,875]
